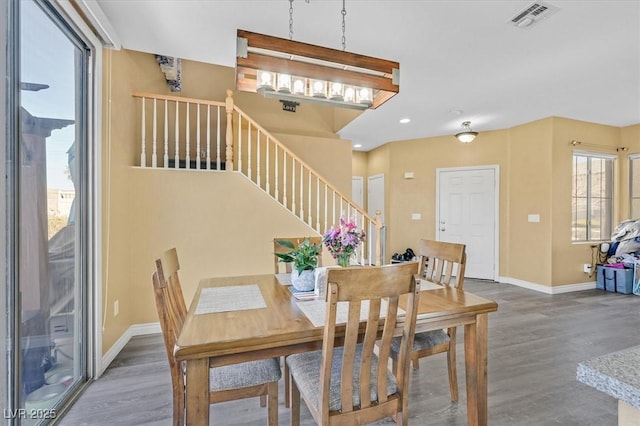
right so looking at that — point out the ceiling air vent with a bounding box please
[508,1,560,29]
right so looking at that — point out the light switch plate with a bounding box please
[411,213,421,220]
[528,214,540,223]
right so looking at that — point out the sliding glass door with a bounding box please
[4,0,95,423]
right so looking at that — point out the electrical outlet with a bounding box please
[114,300,119,317]
[583,264,592,273]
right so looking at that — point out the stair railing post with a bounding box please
[225,89,234,171]
[375,210,383,266]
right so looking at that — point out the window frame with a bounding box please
[572,150,616,242]
[629,154,640,219]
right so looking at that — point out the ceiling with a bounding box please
[94,0,640,152]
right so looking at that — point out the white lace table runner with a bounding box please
[195,284,266,315]
[295,299,405,328]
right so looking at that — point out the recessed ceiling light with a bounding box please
[399,118,410,124]
[353,144,362,148]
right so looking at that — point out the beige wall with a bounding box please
[127,170,325,324]
[508,119,553,285]
[101,49,353,353]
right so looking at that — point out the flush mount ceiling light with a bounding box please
[235,1,399,110]
[455,121,478,143]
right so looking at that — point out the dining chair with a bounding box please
[390,239,466,402]
[273,236,323,273]
[273,236,322,408]
[286,262,421,425]
[153,248,281,426]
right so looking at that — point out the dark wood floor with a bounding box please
[59,280,640,425]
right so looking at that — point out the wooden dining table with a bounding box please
[174,274,498,425]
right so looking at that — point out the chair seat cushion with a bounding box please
[286,344,397,412]
[209,358,281,392]
[391,329,450,354]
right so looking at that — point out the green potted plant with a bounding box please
[275,238,321,291]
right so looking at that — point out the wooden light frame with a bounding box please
[236,29,400,110]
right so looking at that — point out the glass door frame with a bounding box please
[4,0,103,421]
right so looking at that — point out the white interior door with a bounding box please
[437,167,498,280]
[351,176,364,208]
[367,174,385,263]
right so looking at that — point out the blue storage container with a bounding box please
[596,265,634,294]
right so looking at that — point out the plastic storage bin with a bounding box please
[596,265,634,294]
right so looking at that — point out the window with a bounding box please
[572,153,614,241]
[629,155,640,219]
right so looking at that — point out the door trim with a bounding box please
[435,165,500,281]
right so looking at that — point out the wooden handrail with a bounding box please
[132,91,226,108]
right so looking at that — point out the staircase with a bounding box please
[132,90,383,265]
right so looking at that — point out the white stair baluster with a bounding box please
[174,101,179,169]
[316,176,320,231]
[282,151,287,207]
[247,123,252,180]
[299,164,304,219]
[206,104,211,170]
[140,97,146,167]
[163,99,168,168]
[324,183,328,233]
[196,103,201,170]
[257,129,261,188]
[291,158,296,214]
[308,170,312,226]
[275,145,279,202]
[238,115,242,172]
[152,98,157,168]
[216,106,221,170]
[185,102,190,169]
[266,136,270,194]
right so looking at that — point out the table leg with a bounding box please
[185,358,210,426]
[465,313,489,426]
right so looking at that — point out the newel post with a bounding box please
[375,210,383,266]
[225,89,234,171]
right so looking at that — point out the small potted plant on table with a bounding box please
[275,238,322,291]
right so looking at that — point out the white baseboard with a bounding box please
[100,322,161,375]
[498,276,596,294]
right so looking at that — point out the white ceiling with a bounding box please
[94,0,640,151]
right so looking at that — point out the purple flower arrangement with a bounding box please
[322,216,366,267]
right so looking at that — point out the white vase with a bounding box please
[291,269,315,291]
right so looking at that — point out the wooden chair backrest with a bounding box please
[155,248,188,327]
[320,262,420,422]
[273,236,323,273]
[418,239,466,289]
[152,270,185,397]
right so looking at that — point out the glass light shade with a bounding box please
[356,87,373,106]
[292,77,306,95]
[257,70,275,91]
[343,86,356,103]
[455,131,478,143]
[276,74,292,93]
[329,82,344,101]
[309,79,327,98]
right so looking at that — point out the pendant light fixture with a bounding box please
[235,1,399,110]
[455,121,478,143]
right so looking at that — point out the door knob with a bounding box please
[440,228,446,232]
[440,220,445,224]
